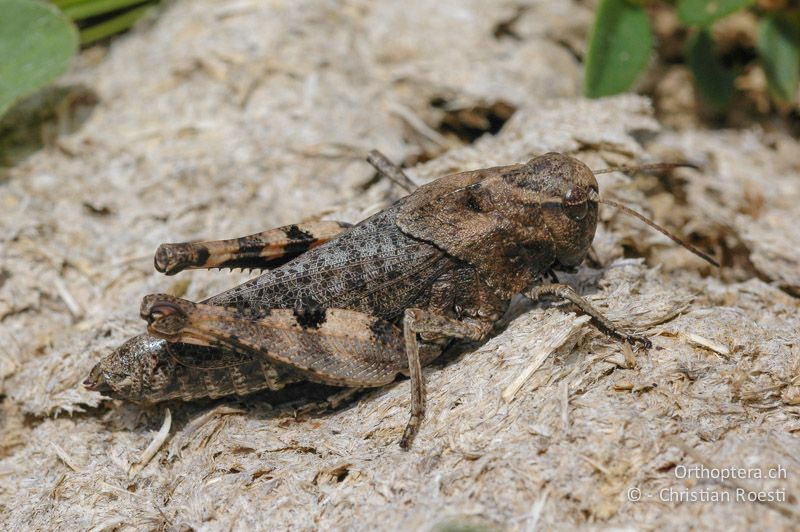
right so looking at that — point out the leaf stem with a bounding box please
[63,0,151,21]
[77,3,153,45]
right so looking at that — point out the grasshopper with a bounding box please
[85,151,718,448]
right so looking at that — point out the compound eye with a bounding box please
[563,187,588,220]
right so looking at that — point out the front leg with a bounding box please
[154,220,351,275]
[400,308,487,449]
[526,283,652,348]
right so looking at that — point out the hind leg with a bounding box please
[153,220,351,275]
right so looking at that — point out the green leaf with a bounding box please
[686,29,736,108]
[676,0,754,27]
[758,15,800,104]
[584,0,653,98]
[0,0,78,117]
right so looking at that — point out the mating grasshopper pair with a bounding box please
[85,151,717,448]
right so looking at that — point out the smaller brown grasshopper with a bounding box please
[86,151,717,448]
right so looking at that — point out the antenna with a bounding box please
[592,162,699,175]
[598,198,719,268]
[588,160,719,268]
[367,150,418,193]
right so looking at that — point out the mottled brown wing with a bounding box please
[142,294,407,387]
[205,205,454,322]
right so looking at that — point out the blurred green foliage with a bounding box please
[677,0,755,26]
[585,0,800,108]
[585,0,653,97]
[0,0,77,117]
[0,0,157,119]
[758,13,800,101]
[53,0,158,45]
[686,29,738,108]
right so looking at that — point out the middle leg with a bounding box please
[400,308,487,449]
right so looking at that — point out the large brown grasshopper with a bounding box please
[85,151,718,448]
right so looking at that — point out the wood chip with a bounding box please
[129,409,172,479]
[53,278,84,320]
[502,315,590,403]
[50,442,81,472]
[684,333,731,356]
[613,380,634,391]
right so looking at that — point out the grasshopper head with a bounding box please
[84,334,177,404]
[526,154,719,270]
[523,153,599,269]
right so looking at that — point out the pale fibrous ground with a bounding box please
[1,1,800,530]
